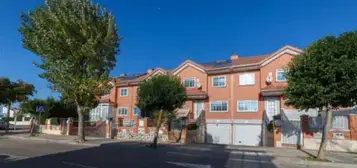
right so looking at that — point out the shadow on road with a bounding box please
[0,130,30,136]
[2,142,281,168]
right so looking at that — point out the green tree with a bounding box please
[0,78,11,104]
[20,98,56,124]
[284,31,357,159]
[0,78,35,133]
[19,0,120,142]
[136,75,187,147]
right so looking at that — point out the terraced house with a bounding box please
[90,45,357,151]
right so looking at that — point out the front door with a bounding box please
[264,97,279,120]
[193,101,204,120]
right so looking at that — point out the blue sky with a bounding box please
[0,0,357,99]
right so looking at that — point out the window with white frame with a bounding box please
[332,116,349,129]
[237,100,258,112]
[118,107,129,116]
[276,69,287,82]
[184,78,196,88]
[239,73,255,85]
[212,76,226,87]
[210,101,228,112]
[89,103,111,121]
[120,88,128,96]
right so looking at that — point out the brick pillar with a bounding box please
[105,119,110,138]
[300,115,310,147]
[181,127,187,144]
[349,115,357,140]
[137,118,148,134]
[66,118,73,136]
[45,119,49,129]
[273,126,281,147]
[300,115,309,134]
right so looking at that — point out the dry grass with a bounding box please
[302,156,332,162]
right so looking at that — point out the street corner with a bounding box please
[0,154,26,163]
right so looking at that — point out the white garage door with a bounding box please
[206,124,231,145]
[234,124,261,146]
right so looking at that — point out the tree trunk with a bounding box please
[316,110,332,159]
[76,106,86,143]
[152,110,163,148]
[5,103,11,133]
[29,118,35,136]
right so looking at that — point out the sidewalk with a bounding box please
[1,132,182,147]
[1,133,118,147]
[182,144,357,167]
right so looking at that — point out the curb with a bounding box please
[116,140,183,146]
[292,160,356,168]
[3,135,101,147]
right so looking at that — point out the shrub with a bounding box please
[187,123,198,130]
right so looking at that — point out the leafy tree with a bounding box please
[20,97,77,125]
[0,78,35,133]
[136,75,187,147]
[20,98,56,124]
[19,0,120,142]
[0,78,11,104]
[284,31,357,159]
[48,99,77,119]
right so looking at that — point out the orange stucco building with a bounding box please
[92,45,357,150]
[94,45,302,146]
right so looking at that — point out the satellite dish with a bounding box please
[266,72,273,84]
[196,82,202,89]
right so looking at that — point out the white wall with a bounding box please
[304,138,357,152]
[2,106,15,118]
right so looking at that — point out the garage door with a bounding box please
[234,124,261,146]
[206,124,231,144]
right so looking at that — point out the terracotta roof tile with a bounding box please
[199,54,271,70]
[261,83,288,91]
[186,88,207,95]
[232,54,271,66]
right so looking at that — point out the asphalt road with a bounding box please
[0,138,331,168]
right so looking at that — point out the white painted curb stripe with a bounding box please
[62,161,98,168]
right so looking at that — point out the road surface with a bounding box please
[0,137,335,168]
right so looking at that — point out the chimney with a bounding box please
[231,53,239,61]
[147,68,153,74]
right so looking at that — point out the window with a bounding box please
[210,101,228,112]
[308,116,323,130]
[89,103,110,121]
[276,69,287,82]
[333,133,345,140]
[118,107,128,116]
[120,88,128,96]
[237,100,258,112]
[332,116,349,129]
[184,78,196,88]
[123,120,135,127]
[212,76,226,87]
[239,73,255,85]
[133,107,141,116]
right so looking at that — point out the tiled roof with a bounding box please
[199,54,271,70]
[112,45,302,85]
[261,84,288,91]
[186,88,207,95]
[113,73,149,83]
[112,55,269,84]
[232,54,271,66]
